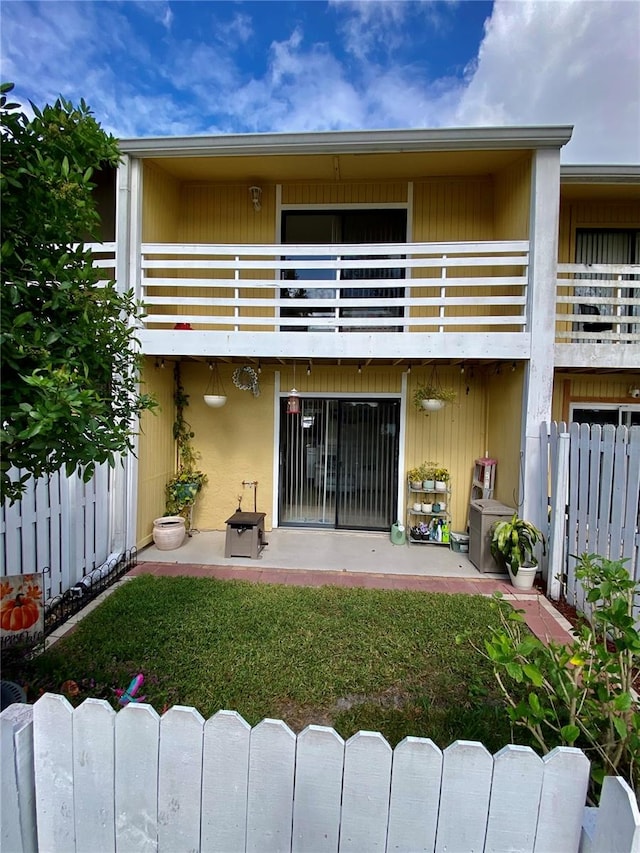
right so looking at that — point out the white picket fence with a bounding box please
[0,465,111,600]
[2,694,639,853]
[543,423,640,609]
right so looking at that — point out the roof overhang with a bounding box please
[120,125,574,159]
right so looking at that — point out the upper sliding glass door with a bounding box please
[280,210,406,332]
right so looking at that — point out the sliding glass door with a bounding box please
[279,398,400,530]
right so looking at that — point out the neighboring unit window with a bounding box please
[280,210,406,332]
[569,403,640,427]
[575,229,639,338]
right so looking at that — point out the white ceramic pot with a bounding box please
[421,399,445,412]
[435,480,447,491]
[152,516,186,550]
[421,503,432,513]
[413,502,422,512]
[508,563,538,590]
[204,395,227,408]
[438,501,446,511]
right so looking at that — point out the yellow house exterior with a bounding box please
[104,128,637,551]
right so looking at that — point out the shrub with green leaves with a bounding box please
[480,554,639,802]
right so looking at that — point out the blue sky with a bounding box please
[1,0,639,163]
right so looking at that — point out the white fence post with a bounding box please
[386,736,442,853]
[33,693,75,852]
[548,432,570,601]
[579,776,640,853]
[1,703,37,853]
[339,730,392,851]
[435,740,493,852]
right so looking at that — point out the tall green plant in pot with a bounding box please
[490,513,545,589]
[165,364,207,529]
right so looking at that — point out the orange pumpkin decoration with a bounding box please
[0,594,40,632]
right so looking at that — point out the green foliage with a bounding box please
[165,363,206,521]
[407,461,438,482]
[490,513,545,575]
[479,555,639,801]
[0,83,156,504]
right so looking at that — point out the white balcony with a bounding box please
[135,240,531,360]
[555,262,640,368]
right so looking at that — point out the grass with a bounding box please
[11,575,521,751]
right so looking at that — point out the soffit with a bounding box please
[144,148,530,183]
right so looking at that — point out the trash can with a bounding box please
[469,499,515,573]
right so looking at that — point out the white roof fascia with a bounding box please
[561,165,640,184]
[119,125,574,158]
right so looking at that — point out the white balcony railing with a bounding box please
[138,241,529,333]
[556,263,640,344]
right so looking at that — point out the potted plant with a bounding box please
[407,464,427,490]
[434,467,449,491]
[422,461,438,490]
[490,513,546,590]
[412,385,456,413]
[164,364,208,531]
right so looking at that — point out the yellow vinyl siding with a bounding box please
[556,197,640,337]
[553,371,640,422]
[410,178,495,332]
[136,364,519,535]
[281,183,407,205]
[136,359,175,548]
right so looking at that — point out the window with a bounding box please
[569,403,640,427]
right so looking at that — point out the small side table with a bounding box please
[224,512,267,559]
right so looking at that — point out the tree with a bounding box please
[0,83,155,504]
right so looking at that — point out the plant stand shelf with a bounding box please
[406,484,451,547]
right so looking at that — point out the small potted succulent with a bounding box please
[434,467,450,492]
[490,513,546,589]
[422,461,438,490]
[407,464,427,490]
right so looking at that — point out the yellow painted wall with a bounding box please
[485,366,524,511]
[136,358,175,548]
[281,183,408,205]
[494,156,531,240]
[142,163,181,241]
[137,363,500,536]
[553,371,640,423]
[558,198,640,263]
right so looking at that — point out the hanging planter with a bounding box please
[412,366,456,414]
[203,362,227,408]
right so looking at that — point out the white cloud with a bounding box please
[453,0,640,163]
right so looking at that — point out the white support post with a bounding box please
[548,432,570,600]
[520,148,563,531]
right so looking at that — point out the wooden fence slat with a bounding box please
[1,703,37,853]
[292,725,345,853]
[47,470,63,598]
[246,718,296,853]
[534,746,590,853]
[3,487,22,576]
[434,740,493,853]
[623,427,640,587]
[95,463,110,563]
[339,731,392,852]
[73,699,116,853]
[610,425,628,560]
[33,692,76,853]
[586,776,640,853]
[115,702,160,853]
[566,423,581,606]
[485,745,543,853]
[157,705,205,853]
[386,736,443,853]
[597,426,615,557]
[201,710,251,853]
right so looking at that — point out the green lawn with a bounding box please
[17,575,519,750]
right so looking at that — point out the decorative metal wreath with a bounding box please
[232,365,260,397]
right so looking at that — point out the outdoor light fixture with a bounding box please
[249,186,262,212]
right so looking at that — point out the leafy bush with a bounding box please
[479,554,639,801]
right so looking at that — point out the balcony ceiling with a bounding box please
[145,148,531,183]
